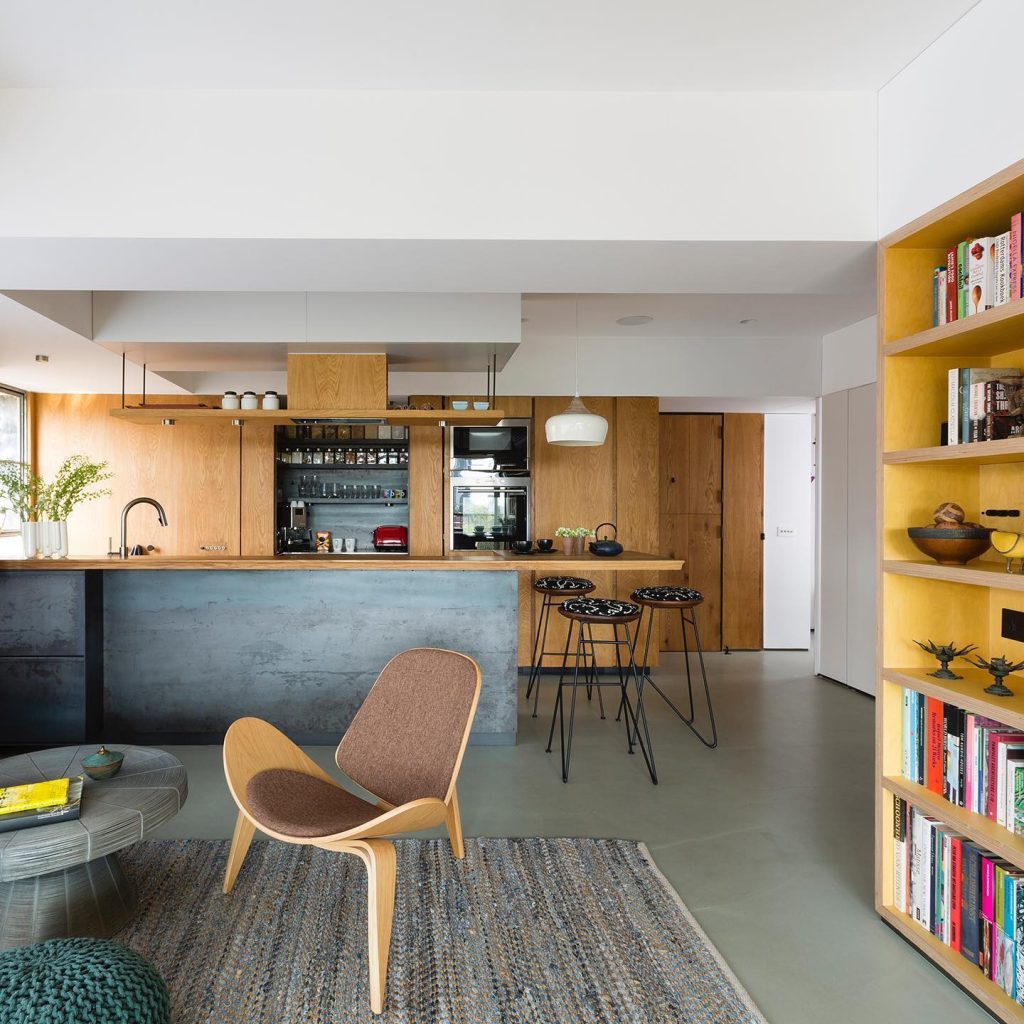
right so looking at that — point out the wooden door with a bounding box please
[722,413,764,650]
[658,414,723,652]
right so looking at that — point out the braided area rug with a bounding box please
[117,838,767,1023]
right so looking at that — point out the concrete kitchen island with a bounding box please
[0,551,682,748]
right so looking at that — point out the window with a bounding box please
[0,385,27,533]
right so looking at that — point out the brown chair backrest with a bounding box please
[335,648,481,808]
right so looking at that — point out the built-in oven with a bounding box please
[449,418,530,473]
[449,478,531,551]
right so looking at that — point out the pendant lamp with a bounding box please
[544,296,608,446]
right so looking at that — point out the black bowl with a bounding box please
[513,540,534,554]
[535,538,553,552]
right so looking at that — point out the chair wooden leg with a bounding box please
[345,839,397,1016]
[445,786,465,860]
[223,810,256,894]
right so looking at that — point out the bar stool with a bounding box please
[525,575,596,718]
[546,597,657,785]
[629,586,718,749]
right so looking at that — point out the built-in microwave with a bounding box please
[449,418,530,473]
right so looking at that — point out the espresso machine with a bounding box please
[278,500,312,553]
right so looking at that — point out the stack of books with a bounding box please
[946,367,1023,444]
[0,776,84,833]
[893,797,1024,1002]
[933,216,1024,326]
[901,688,1024,832]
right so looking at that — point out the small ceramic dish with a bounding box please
[473,401,490,410]
[451,401,469,410]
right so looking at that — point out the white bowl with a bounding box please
[451,401,469,410]
[473,401,490,410]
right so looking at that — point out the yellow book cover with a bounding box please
[0,778,70,816]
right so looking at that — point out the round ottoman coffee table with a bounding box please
[0,745,187,949]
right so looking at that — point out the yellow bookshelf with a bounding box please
[879,158,1024,1022]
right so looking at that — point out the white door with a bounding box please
[763,414,815,649]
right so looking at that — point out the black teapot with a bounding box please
[589,522,623,557]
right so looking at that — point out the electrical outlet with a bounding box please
[776,527,796,538]
[1002,608,1024,643]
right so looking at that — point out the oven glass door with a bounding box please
[451,486,529,549]
[450,426,529,471]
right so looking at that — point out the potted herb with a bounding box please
[0,456,111,558]
[572,526,594,556]
[38,456,112,558]
[555,526,575,556]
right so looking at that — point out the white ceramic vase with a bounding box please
[20,521,38,558]
[53,520,68,558]
[39,521,53,557]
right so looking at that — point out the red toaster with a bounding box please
[372,525,408,552]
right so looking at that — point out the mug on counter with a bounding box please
[331,538,344,553]
[344,538,356,552]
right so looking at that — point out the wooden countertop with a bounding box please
[0,551,682,572]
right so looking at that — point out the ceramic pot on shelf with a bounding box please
[53,520,69,558]
[560,536,574,556]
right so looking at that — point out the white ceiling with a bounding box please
[0,0,977,91]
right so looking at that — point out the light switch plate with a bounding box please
[777,527,796,537]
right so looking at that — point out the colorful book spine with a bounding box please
[963,841,982,967]
[996,232,1012,306]
[947,246,959,321]
[967,238,995,316]
[958,240,971,319]
[927,697,944,795]
[894,797,907,914]
[1013,213,1022,302]
[948,369,961,445]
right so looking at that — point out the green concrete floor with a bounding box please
[153,650,990,1023]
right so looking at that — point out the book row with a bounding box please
[946,367,1023,444]
[932,217,1024,326]
[901,688,1024,832]
[893,797,1024,1001]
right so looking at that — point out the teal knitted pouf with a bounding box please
[0,938,170,1024]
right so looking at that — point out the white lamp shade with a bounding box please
[544,395,609,446]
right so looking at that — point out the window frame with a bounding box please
[0,384,28,535]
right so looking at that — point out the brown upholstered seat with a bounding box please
[221,648,483,1017]
[246,768,379,838]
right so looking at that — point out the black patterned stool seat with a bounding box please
[559,598,641,623]
[631,586,704,608]
[534,575,595,594]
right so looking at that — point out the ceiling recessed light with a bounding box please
[616,315,653,326]
[34,354,49,362]
[739,318,757,325]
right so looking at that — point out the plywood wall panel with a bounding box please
[722,413,764,651]
[241,422,276,556]
[659,513,722,652]
[286,354,387,409]
[408,425,444,556]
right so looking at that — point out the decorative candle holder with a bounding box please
[913,639,977,680]
[965,654,1024,697]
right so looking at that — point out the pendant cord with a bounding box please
[574,294,580,397]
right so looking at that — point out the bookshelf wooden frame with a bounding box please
[879,158,1024,1023]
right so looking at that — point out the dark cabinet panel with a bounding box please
[0,571,85,657]
[0,659,87,744]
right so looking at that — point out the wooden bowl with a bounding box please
[907,527,991,565]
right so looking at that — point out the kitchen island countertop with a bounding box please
[0,550,682,571]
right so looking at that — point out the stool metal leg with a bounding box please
[545,619,574,753]
[623,623,658,783]
[633,603,719,750]
[525,594,547,701]
[585,622,605,719]
[530,594,555,718]
[560,622,586,783]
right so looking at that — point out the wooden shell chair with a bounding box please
[221,647,482,1015]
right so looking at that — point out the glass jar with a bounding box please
[366,449,377,466]
[303,449,313,465]
[399,449,409,465]
[312,448,323,465]
[345,448,356,465]
[262,390,280,410]
[388,448,398,465]
[221,390,240,410]
[356,450,367,466]
[240,391,259,411]
[291,449,303,465]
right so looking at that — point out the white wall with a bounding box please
[762,414,815,649]
[392,333,824,398]
[821,315,877,395]
[879,0,1024,234]
[0,89,877,242]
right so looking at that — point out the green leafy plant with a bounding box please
[554,526,574,537]
[573,526,593,538]
[0,461,44,522]
[40,455,112,521]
